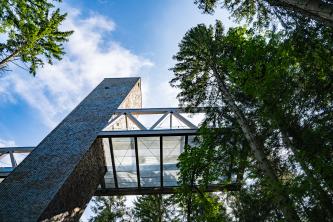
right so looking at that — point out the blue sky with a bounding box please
[0,0,235,220]
[0,0,234,148]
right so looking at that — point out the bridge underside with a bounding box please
[96,133,201,196]
[94,108,238,196]
[0,108,238,198]
[0,78,238,221]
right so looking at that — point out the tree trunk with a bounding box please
[187,196,192,222]
[269,0,333,27]
[158,194,162,222]
[236,142,250,185]
[0,49,20,69]
[212,69,301,221]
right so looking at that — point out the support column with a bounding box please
[0,78,142,221]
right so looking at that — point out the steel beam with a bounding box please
[127,113,147,130]
[150,112,169,130]
[109,138,118,189]
[172,112,198,129]
[0,147,35,153]
[160,136,163,187]
[98,129,197,137]
[134,137,141,188]
[113,107,206,114]
[95,184,239,196]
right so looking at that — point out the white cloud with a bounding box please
[0,138,16,147]
[0,80,16,103]
[0,9,152,128]
[137,0,234,108]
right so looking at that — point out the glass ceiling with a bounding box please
[1,108,237,195]
[100,135,196,191]
[97,108,203,194]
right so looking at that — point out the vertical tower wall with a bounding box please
[0,78,142,221]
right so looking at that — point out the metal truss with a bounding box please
[0,147,34,177]
[96,108,208,195]
[1,108,239,195]
[101,108,203,136]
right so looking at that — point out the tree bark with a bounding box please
[269,0,333,27]
[212,69,301,221]
[0,49,20,69]
[157,194,162,222]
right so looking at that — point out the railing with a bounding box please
[99,108,205,137]
[0,147,34,177]
[0,108,207,189]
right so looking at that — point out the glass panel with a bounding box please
[112,137,137,188]
[163,136,185,186]
[102,138,115,188]
[137,137,160,187]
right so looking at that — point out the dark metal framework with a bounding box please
[0,147,34,178]
[109,138,118,189]
[95,184,239,196]
[1,107,239,196]
[94,108,238,195]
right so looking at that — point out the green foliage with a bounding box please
[0,0,73,75]
[176,190,231,222]
[171,20,333,221]
[88,196,130,222]
[195,0,283,28]
[194,0,332,29]
[133,194,182,222]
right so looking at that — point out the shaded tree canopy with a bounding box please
[0,0,73,76]
[171,20,333,221]
[88,196,131,222]
[133,194,182,222]
[194,0,333,28]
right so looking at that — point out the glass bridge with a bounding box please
[96,108,204,195]
[0,108,237,195]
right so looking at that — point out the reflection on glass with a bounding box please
[137,137,160,187]
[99,135,196,189]
[102,138,115,188]
[112,137,137,188]
[163,136,185,186]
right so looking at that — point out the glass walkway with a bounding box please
[1,108,237,195]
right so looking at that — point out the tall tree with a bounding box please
[88,196,130,222]
[132,194,182,222]
[0,0,73,76]
[177,124,292,221]
[194,0,333,28]
[171,21,301,221]
[230,22,333,219]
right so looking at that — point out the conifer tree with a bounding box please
[194,0,333,28]
[171,21,301,221]
[0,0,73,76]
[171,18,333,220]
[89,196,131,222]
[133,194,182,222]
